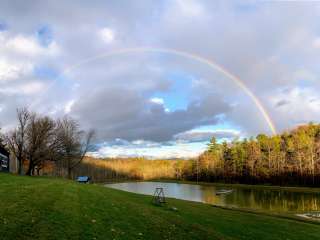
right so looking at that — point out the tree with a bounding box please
[205,137,223,178]
[222,141,233,178]
[257,134,271,173]
[56,117,95,179]
[6,108,29,175]
[4,108,94,177]
[25,113,58,175]
[231,139,246,176]
[207,137,219,153]
[270,135,282,175]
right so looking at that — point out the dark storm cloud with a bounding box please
[275,99,290,108]
[71,86,231,142]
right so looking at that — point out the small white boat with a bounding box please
[296,212,320,220]
[216,189,234,195]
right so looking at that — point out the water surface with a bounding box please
[106,182,320,213]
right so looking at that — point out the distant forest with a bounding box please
[195,123,320,186]
[74,123,320,187]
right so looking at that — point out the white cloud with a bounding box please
[6,35,44,56]
[0,30,61,129]
[64,99,75,113]
[3,33,59,57]
[0,32,60,99]
[312,37,320,49]
[0,81,46,95]
[270,87,320,130]
[293,68,317,82]
[89,140,206,159]
[99,27,115,44]
[150,97,164,105]
[20,81,46,94]
[0,59,33,81]
[175,0,205,17]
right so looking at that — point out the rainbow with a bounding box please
[38,47,277,135]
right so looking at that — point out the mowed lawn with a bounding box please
[0,174,320,240]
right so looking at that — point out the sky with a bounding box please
[0,0,320,158]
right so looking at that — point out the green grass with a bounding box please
[0,174,319,240]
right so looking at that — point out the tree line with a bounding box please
[70,123,320,187]
[191,123,320,186]
[0,108,94,178]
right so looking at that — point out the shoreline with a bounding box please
[102,178,320,193]
[105,184,320,225]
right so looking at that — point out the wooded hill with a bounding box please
[194,123,320,186]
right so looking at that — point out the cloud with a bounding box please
[312,37,320,49]
[269,87,320,131]
[150,97,164,105]
[16,81,46,95]
[3,33,59,57]
[174,129,240,142]
[275,99,290,108]
[0,58,33,81]
[99,27,115,44]
[89,140,206,159]
[70,86,232,142]
[0,30,61,128]
[174,0,206,18]
[64,99,75,114]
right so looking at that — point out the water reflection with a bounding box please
[106,182,320,213]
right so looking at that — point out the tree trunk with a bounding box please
[67,167,72,179]
[311,149,315,184]
[18,158,23,175]
[26,159,33,176]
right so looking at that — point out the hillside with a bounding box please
[0,174,319,239]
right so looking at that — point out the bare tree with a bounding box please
[4,108,95,177]
[6,108,29,175]
[25,113,58,175]
[56,117,95,179]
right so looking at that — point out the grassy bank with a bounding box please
[0,174,319,239]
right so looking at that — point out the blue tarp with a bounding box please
[77,176,90,183]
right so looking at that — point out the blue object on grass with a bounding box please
[77,176,90,183]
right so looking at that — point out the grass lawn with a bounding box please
[0,174,319,240]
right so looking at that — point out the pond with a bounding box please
[106,181,320,214]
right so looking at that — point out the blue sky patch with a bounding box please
[0,21,7,31]
[37,25,53,47]
[152,71,194,111]
[34,66,59,80]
